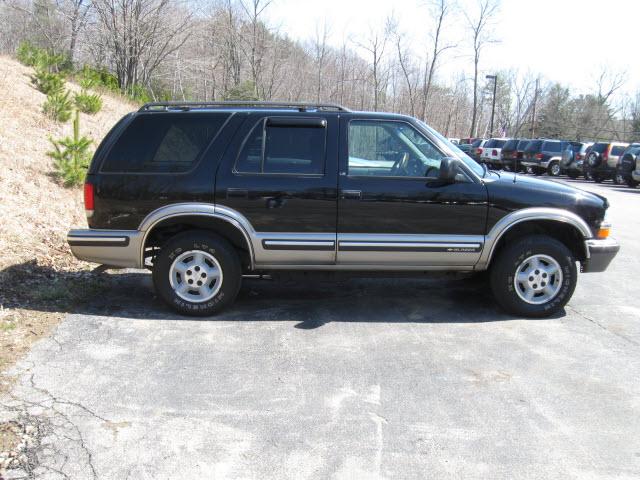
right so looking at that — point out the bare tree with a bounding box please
[238,0,272,96]
[464,0,500,137]
[92,0,193,93]
[312,19,330,103]
[421,0,455,120]
[355,23,389,111]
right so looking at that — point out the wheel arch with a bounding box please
[479,208,592,269]
[139,204,255,269]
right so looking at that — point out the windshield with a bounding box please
[418,121,484,177]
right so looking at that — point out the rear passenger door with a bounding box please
[216,113,339,266]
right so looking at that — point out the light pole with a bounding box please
[486,74,497,137]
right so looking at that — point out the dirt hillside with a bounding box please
[0,55,137,387]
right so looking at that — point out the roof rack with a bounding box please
[138,101,350,113]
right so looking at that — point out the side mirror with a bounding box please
[438,157,464,184]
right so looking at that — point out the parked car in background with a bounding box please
[616,143,640,187]
[448,138,460,145]
[479,138,508,167]
[633,155,640,186]
[458,138,480,154]
[522,139,567,176]
[470,138,487,161]
[585,142,629,182]
[500,138,529,171]
[561,141,593,179]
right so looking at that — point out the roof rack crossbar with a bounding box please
[138,101,350,112]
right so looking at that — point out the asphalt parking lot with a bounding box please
[2,178,640,479]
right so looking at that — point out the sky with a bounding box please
[267,0,639,96]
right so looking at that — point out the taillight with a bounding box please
[535,153,543,160]
[576,153,583,160]
[84,182,95,217]
[603,147,609,160]
[492,149,498,156]
[477,147,483,154]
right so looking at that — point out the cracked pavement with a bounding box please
[1,179,639,479]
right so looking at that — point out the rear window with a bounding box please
[524,140,543,152]
[591,143,608,153]
[471,139,483,147]
[502,139,519,150]
[542,141,562,153]
[517,140,530,150]
[611,145,627,156]
[101,113,229,173]
[484,139,507,148]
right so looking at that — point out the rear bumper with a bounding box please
[582,238,620,273]
[67,229,143,268]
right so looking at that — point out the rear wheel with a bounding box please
[613,172,625,185]
[547,161,561,177]
[153,231,242,316]
[490,235,577,317]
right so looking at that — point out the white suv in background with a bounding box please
[479,138,509,168]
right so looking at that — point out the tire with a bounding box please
[152,231,242,316]
[613,172,625,185]
[587,152,600,167]
[489,235,577,318]
[547,161,561,177]
[593,173,605,183]
[583,168,593,181]
[627,179,639,188]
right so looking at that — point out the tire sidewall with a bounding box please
[153,232,241,316]
[490,236,577,317]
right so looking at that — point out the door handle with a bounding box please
[341,190,362,200]
[226,188,248,199]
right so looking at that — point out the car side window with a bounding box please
[235,118,326,175]
[348,120,444,178]
[101,113,229,173]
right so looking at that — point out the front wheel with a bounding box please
[490,235,577,317]
[153,231,242,316]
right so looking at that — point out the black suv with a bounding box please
[521,139,568,176]
[615,144,640,187]
[500,138,529,172]
[67,101,619,318]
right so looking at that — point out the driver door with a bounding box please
[336,117,488,267]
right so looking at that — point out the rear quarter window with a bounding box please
[542,141,562,153]
[101,113,230,173]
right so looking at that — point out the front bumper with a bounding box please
[582,238,620,273]
[67,229,143,268]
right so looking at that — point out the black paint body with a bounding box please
[86,109,608,237]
